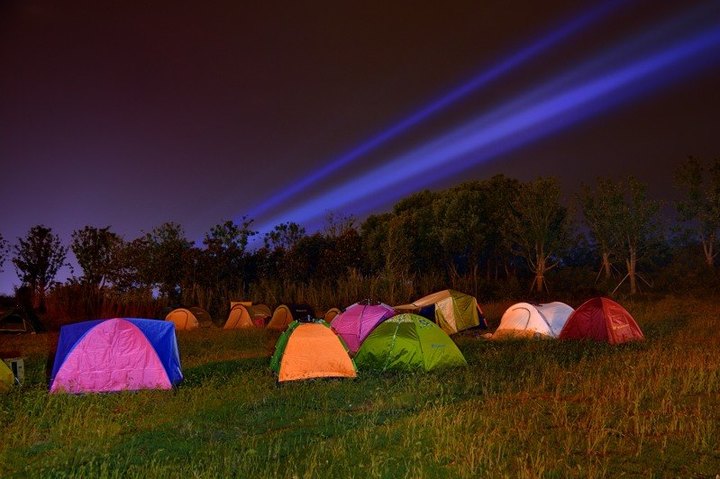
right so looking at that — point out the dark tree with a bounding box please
[507,177,571,293]
[71,226,124,289]
[579,179,625,281]
[12,225,67,311]
[142,222,193,301]
[201,218,257,297]
[582,177,661,294]
[263,222,306,251]
[675,156,720,267]
[0,233,8,273]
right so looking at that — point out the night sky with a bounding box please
[1,0,719,294]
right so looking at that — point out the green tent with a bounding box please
[354,313,467,372]
[394,289,486,334]
[0,360,14,392]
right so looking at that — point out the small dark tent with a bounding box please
[559,297,644,344]
[267,305,293,331]
[224,303,254,329]
[189,307,213,328]
[0,310,36,334]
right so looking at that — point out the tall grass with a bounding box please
[1,296,718,478]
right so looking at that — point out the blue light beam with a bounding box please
[246,0,627,220]
[254,22,720,233]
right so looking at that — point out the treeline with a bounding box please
[1,157,718,327]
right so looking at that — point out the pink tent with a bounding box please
[331,302,395,354]
[50,318,182,394]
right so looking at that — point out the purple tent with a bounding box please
[331,302,395,354]
[50,318,183,394]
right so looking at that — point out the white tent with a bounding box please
[493,302,574,339]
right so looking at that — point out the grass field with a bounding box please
[1,296,719,478]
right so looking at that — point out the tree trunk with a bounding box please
[626,248,637,295]
[535,250,545,293]
[702,236,715,267]
[601,251,612,279]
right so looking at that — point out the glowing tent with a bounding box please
[267,305,293,331]
[224,303,254,329]
[355,313,467,372]
[0,360,13,392]
[50,318,183,394]
[331,301,395,354]
[559,297,644,344]
[493,302,574,339]
[270,320,357,382]
[395,289,486,334]
[165,308,200,331]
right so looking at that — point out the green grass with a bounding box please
[1,296,719,478]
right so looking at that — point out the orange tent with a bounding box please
[267,305,293,331]
[270,321,356,382]
[224,304,254,329]
[323,307,341,323]
[165,308,199,331]
[559,297,644,344]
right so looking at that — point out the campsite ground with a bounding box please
[0,296,718,478]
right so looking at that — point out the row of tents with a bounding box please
[1,292,644,392]
[166,289,486,335]
[269,296,644,382]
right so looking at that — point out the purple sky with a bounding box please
[1,0,719,295]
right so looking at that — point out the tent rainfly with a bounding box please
[493,302,574,339]
[224,303,254,329]
[266,305,293,331]
[188,307,213,328]
[395,289,486,334]
[50,318,183,394]
[331,301,395,355]
[165,308,201,331]
[355,313,467,372]
[270,320,357,382]
[559,297,644,344]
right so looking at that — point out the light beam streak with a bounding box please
[246,0,627,220]
[253,18,720,233]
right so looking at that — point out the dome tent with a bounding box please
[50,318,183,394]
[266,305,293,331]
[188,307,213,328]
[355,313,467,372]
[331,301,395,355]
[224,303,254,329]
[394,289,486,334]
[493,302,574,339]
[270,319,356,382]
[559,297,644,344]
[267,303,315,331]
[165,308,201,330]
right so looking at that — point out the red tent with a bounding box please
[559,297,644,344]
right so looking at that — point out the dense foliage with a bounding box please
[3,160,720,326]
